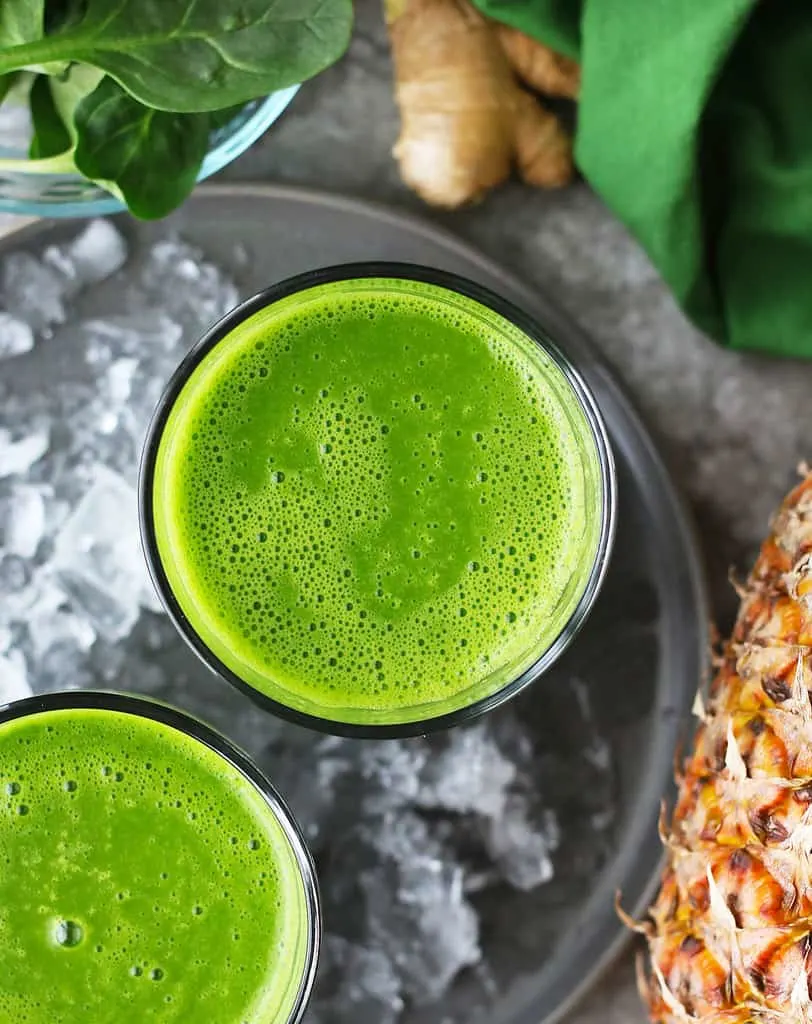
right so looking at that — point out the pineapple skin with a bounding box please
[642,472,812,1023]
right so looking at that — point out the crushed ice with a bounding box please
[0,220,616,1023]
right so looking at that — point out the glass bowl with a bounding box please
[0,87,298,218]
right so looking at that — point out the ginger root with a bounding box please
[385,0,575,208]
[497,25,581,99]
[512,90,573,189]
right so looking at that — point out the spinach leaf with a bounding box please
[72,77,210,219]
[0,0,72,76]
[0,0,353,113]
[44,0,84,35]
[28,74,72,159]
[0,0,43,47]
[0,74,17,106]
[49,63,105,141]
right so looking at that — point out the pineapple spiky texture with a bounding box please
[634,470,812,1023]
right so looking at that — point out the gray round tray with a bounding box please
[0,184,708,1024]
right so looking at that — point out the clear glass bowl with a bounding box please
[0,87,298,218]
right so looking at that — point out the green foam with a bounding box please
[0,707,310,1023]
[153,277,602,723]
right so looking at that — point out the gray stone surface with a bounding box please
[218,2,812,1021]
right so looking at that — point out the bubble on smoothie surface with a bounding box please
[157,279,590,710]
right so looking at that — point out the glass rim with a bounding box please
[139,261,617,739]
[0,688,321,1024]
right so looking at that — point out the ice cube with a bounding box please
[105,357,139,406]
[67,402,141,489]
[0,554,31,595]
[66,219,128,286]
[0,252,68,333]
[0,312,34,359]
[362,813,481,1005]
[0,562,53,637]
[72,323,181,484]
[311,935,404,1024]
[358,739,429,814]
[4,484,46,558]
[0,427,49,477]
[54,569,138,644]
[138,237,239,333]
[3,573,77,656]
[51,465,154,640]
[39,246,79,293]
[28,603,96,662]
[416,723,516,818]
[0,649,31,704]
[34,639,96,694]
[482,795,559,891]
[42,220,127,295]
[82,313,184,362]
[84,335,114,370]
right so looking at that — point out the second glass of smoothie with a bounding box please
[140,264,615,736]
[0,690,320,1024]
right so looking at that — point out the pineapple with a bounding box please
[632,469,812,1023]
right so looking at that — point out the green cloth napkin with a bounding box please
[473,0,812,358]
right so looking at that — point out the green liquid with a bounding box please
[0,707,311,1024]
[153,277,602,724]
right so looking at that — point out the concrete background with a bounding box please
[218,2,811,1019]
[4,2,810,1019]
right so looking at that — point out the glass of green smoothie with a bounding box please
[140,264,615,737]
[0,690,320,1024]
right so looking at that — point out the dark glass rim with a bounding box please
[0,689,321,1024]
[139,262,617,739]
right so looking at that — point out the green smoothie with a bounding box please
[152,276,604,725]
[0,703,314,1024]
